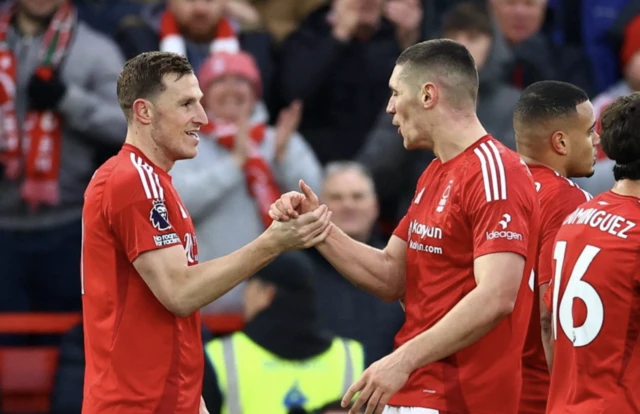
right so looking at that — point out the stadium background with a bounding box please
[0,0,639,412]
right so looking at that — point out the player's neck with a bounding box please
[519,154,568,177]
[432,116,487,163]
[611,180,640,199]
[124,129,175,172]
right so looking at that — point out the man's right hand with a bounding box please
[267,204,333,250]
[269,179,320,222]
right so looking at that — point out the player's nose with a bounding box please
[386,97,396,114]
[194,102,208,126]
[592,130,601,146]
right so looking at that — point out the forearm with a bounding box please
[401,285,511,369]
[541,320,554,372]
[539,283,554,371]
[174,233,281,316]
[316,226,403,301]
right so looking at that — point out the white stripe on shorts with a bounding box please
[382,407,440,414]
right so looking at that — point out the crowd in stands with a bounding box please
[1,0,640,412]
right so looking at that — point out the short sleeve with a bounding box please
[465,154,537,259]
[392,215,410,242]
[538,189,590,286]
[110,197,182,263]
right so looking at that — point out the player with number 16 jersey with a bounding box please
[546,92,640,414]
[546,191,640,413]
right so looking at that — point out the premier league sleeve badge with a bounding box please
[150,199,172,231]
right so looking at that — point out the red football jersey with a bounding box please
[519,165,592,414]
[390,135,540,414]
[81,144,203,413]
[546,191,640,414]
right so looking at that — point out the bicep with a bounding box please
[474,252,525,301]
[132,245,187,312]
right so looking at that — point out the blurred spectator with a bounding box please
[279,0,423,164]
[546,0,634,94]
[442,1,520,150]
[0,0,125,345]
[171,51,323,314]
[242,0,326,44]
[202,252,365,414]
[114,0,274,104]
[306,162,405,366]
[49,322,214,413]
[355,109,433,237]
[573,13,640,196]
[488,0,595,96]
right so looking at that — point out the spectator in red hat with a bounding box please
[573,13,640,196]
[171,51,323,314]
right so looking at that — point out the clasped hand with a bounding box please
[267,179,333,250]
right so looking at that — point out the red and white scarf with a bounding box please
[159,10,240,56]
[201,104,280,228]
[0,0,75,211]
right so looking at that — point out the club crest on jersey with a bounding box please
[150,199,171,231]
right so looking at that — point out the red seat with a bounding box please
[0,347,59,413]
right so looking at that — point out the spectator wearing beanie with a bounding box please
[171,51,323,314]
[573,13,640,196]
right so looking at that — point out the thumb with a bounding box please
[299,179,318,204]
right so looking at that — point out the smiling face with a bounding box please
[147,73,208,162]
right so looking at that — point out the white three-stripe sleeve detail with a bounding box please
[487,140,507,200]
[154,172,164,200]
[142,163,159,199]
[474,148,492,202]
[480,143,500,200]
[130,153,152,199]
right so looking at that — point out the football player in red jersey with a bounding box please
[81,52,332,414]
[545,92,640,414]
[512,80,599,414]
[269,39,540,414]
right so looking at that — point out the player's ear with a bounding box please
[132,98,153,125]
[551,131,568,156]
[422,82,438,109]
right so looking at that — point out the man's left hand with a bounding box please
[342,350,413,414]
[27,70,67,111]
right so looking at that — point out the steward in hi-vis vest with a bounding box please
[201,252,365,414]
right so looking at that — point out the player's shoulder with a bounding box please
[103,147,170,212]
[463,136,535,196]
[536,168,592,208]
[466,136,530,174]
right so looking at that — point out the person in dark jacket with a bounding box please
[278,0,422,164]
[306,162,405,366]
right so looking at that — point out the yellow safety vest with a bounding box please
[205,332,364,414]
